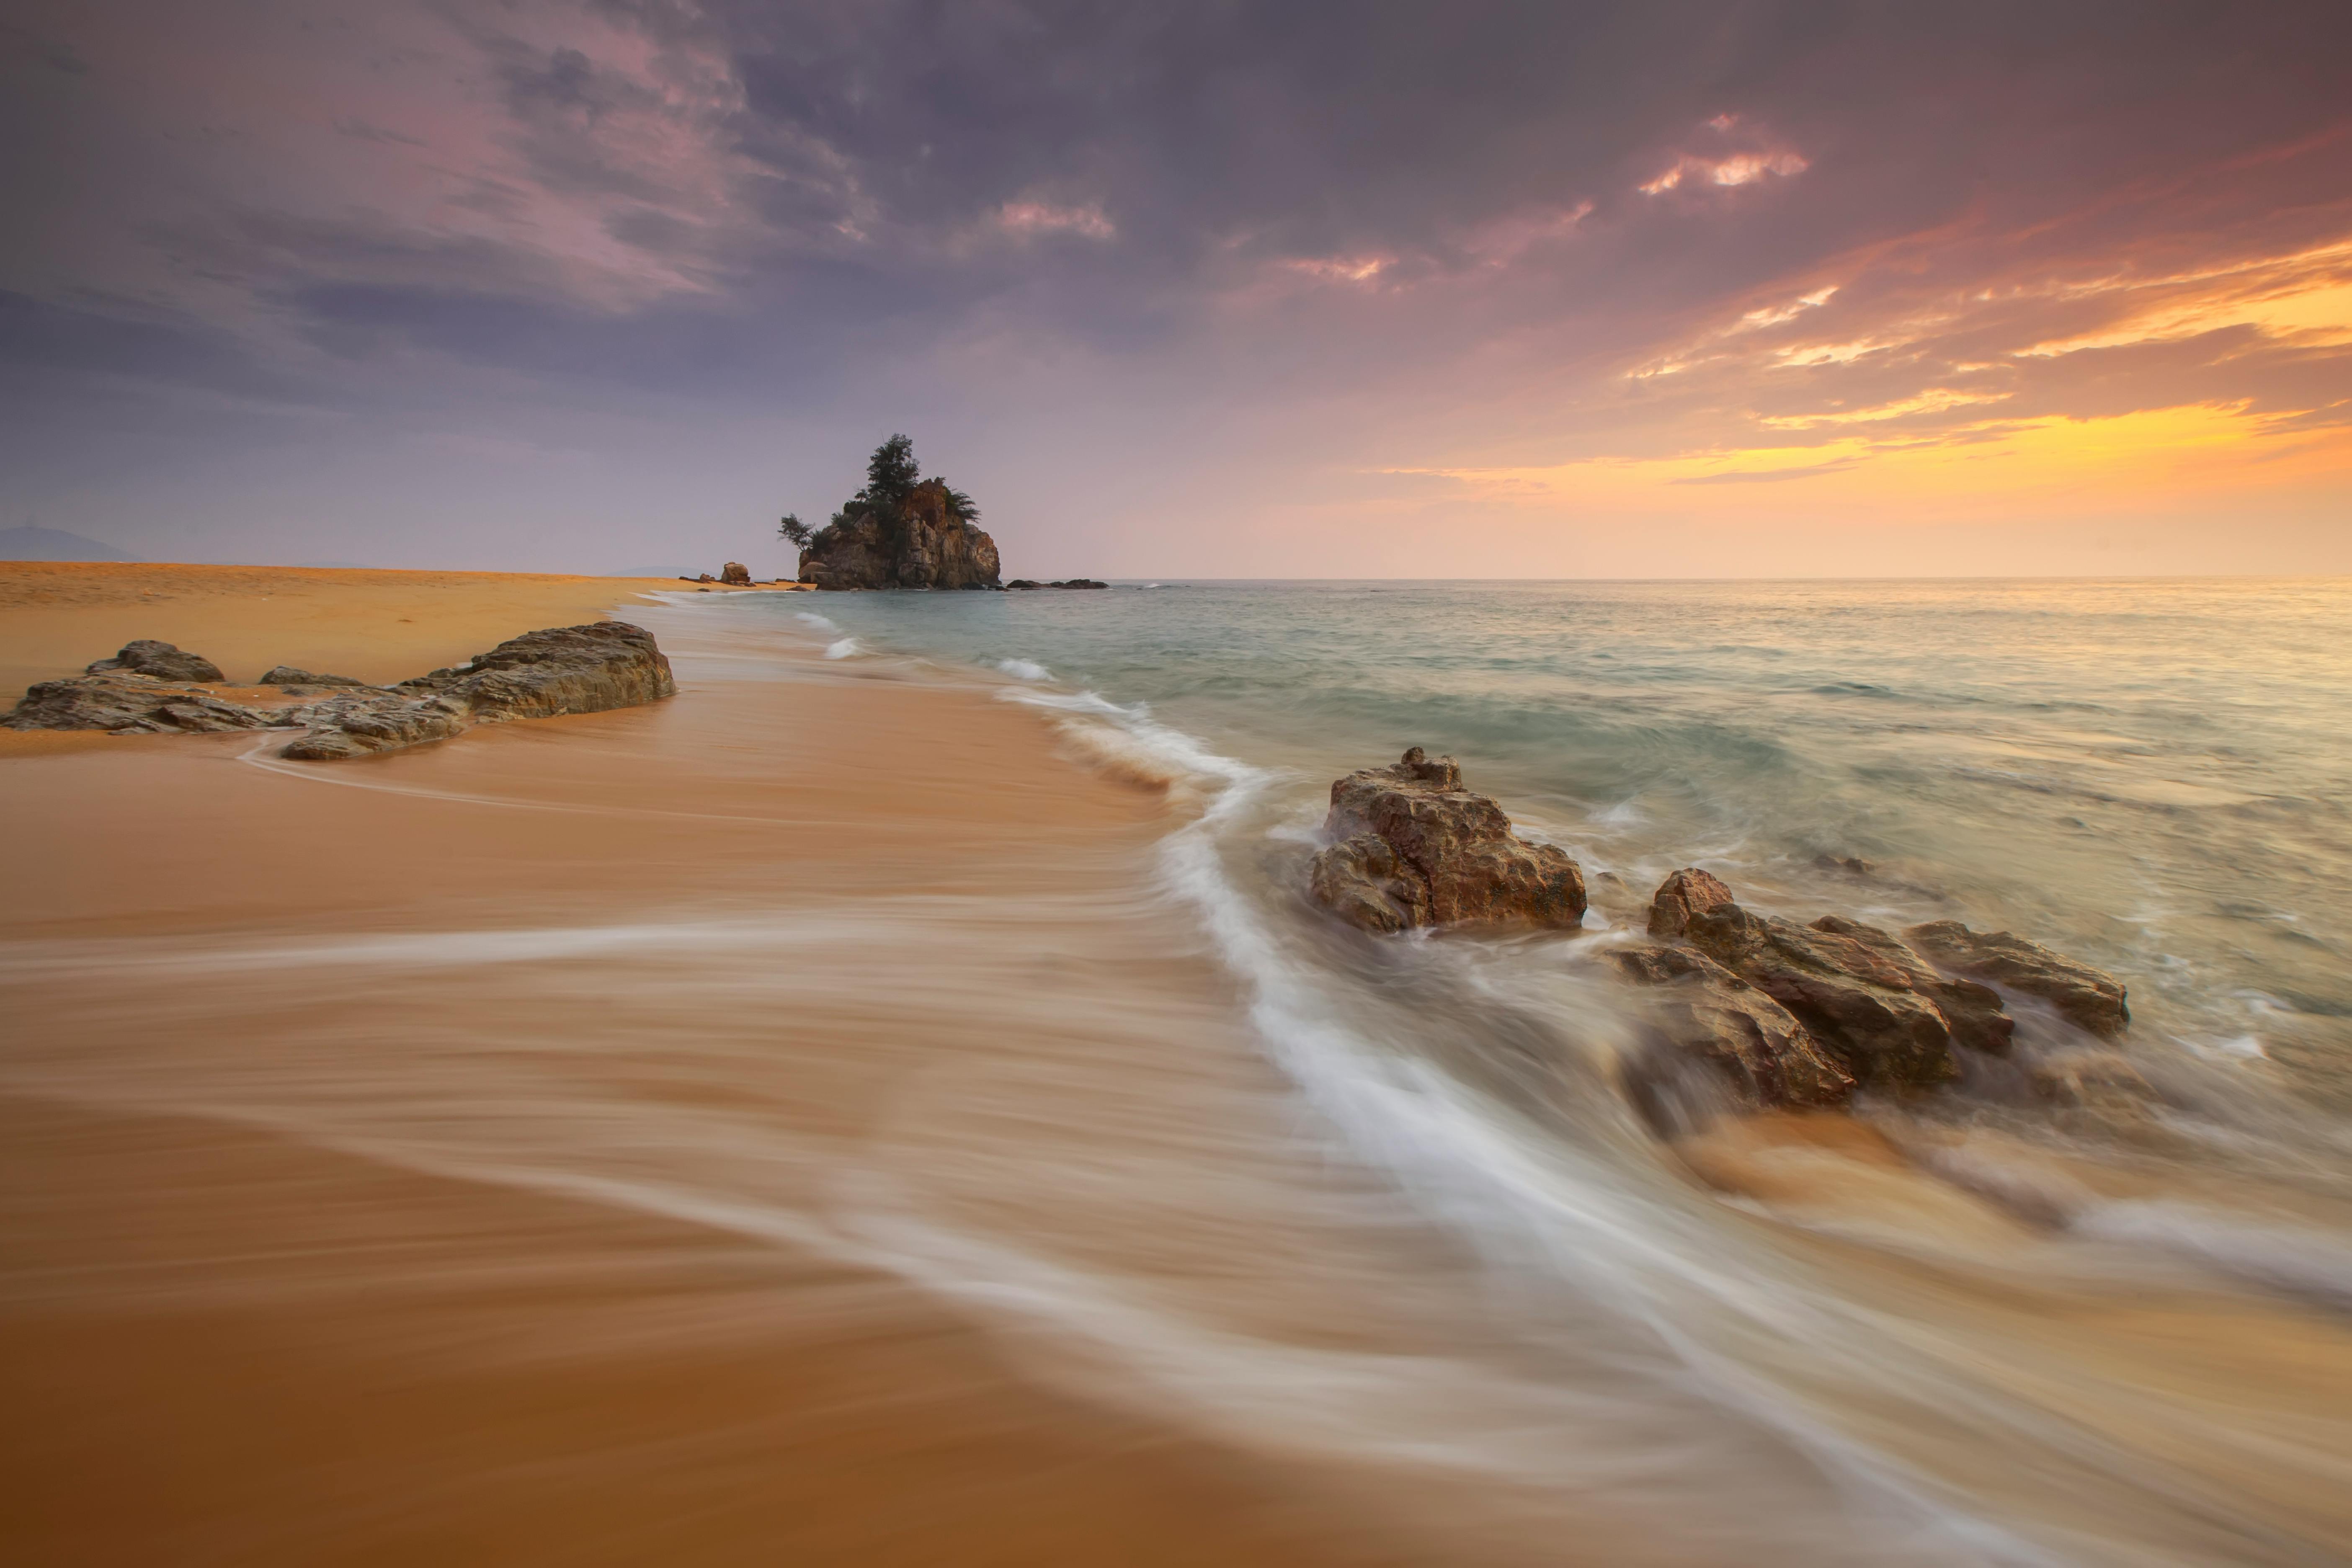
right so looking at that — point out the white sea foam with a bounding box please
[824,637,860,660]
[794,611,840,632]
[2071,1201,2352,1310]
[996,658,1051,681]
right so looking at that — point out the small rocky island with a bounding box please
[1308,748,2138,1123]
[5,624,675,760]
[787,435,1003,591]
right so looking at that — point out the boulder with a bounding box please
[720,561,751,586]
[1006,579,1041,590]
[1645,870,2015,1092]
[1903,920,2130,1039]
[85,639,224,683]
[1308,748,1586,933]
[279,694,471,759]
[1648,867,1734,938]
[258,666,370,688]
[4,673,276,733]
[282,622,675,759]
[1610,944,1855,1111]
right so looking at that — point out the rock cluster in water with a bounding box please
[1307,748,1587,933]
[4,624,676,761]
[1306,749,2135,1120]
[1006,578,1108,591]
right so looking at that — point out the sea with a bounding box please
[8,576,2350,1564]
[763,577,2352,1563]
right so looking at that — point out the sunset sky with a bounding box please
[4,1,2349,577]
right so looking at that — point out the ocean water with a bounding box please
[764,578,2352,1561]
[790,578,2352,1106]
[10,579,2352,1563]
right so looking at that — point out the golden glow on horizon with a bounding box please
[1384,402,2352,514]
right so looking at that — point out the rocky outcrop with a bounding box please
[4,673,278,733]
[259,666,369,688]
[1308,748,1586,933]
[1612,943,1856,1112]
[721,561,751,586]
[279,693,472,759]
[86,639,224,683]
[390,622,676,722]
[7,622,675,761]
[801,481,1001,591]
[1903,920,2130,1039]
[1648,867,1734,938]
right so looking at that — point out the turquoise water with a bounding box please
[787,578,2352,1109]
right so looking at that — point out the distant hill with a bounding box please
[0,526,138,562]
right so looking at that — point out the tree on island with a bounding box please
[787,434,1001,590]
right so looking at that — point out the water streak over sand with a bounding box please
[4,592,2351,1565]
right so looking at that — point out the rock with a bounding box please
[1903,920,2130,1039]
[3,673,276,733]
[1610,944,1855,1111]
[258,666,370,688]
[1006,579,1041,590]
[85,639,224,683]
[396,622,676,722]
[1665,882,2014,1091]
[1050,578,1108,590]
[1813,853,1872,877]
[1648,867,1734,938]
[1308,748,1587,932]
[280,694,471,759]
[720,562,751,586]
[801,480,1001,591]
[284,622,675,760]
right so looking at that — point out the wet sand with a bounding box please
[0,591,1387,1566]
[8,577,2352,1565]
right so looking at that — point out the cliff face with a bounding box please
[799,480,1001,591]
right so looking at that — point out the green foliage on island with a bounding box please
[786,434,1001,589]
[781,434,980,557]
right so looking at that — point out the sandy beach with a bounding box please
[8,568,2352,1567]
[0,568,1387,1566]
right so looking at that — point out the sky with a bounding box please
[3,0,2349,578]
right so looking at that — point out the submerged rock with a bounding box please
[1308,748,1586,933]
[85,639,224,683]
[259,666,370,688]
[4,673,276,733]
[1642,869,2014,1092]
[1904,920,2130,1039]
[1611,943,1855,1112]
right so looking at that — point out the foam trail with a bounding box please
[824,637,860,660]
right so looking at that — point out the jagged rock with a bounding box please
[259,666,370,688]
[1610,944,1855,1111]
[801,480,1001,591]
[85,640,224,683]
[1648,867,1734,938]
[1308,748,1586,933]
[720,562,751,586]
[279,694,471,759]
[4,673,275,733]
[1903,920,2130,1039]
[284,622,675,759]
[1050,578,1108,590]
[1660,877,2013,1091]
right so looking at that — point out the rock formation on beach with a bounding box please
[87,638,223,683]
[5,622,676,760]
[795,435,1002,591]
[1903,919,2130,1038]
[1307,748,1587,932]
[1626,867,2133,1108]
[1611,942,1857,1112]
